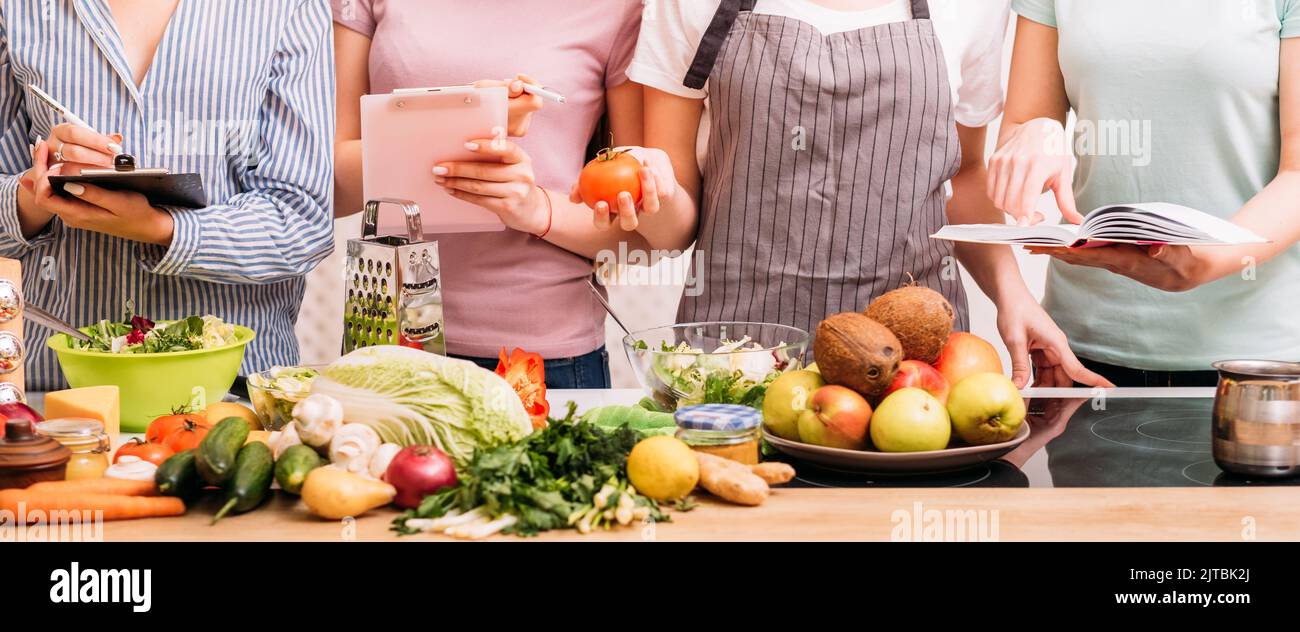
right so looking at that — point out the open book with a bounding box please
[930,203,1267,247]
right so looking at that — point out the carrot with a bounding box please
[26,478,158,497]
[0,490,185,521]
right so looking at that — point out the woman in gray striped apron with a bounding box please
[612,0,1109,388]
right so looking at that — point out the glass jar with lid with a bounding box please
[673,404,762,465]
[35,418,111,480]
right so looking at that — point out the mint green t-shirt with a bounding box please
[1013,0,1300,370]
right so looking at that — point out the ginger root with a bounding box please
[750,462,795,485]
[695,452,770,506]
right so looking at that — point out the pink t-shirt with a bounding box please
[333,0,642,359]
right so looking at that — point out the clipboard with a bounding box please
[49,154,207,208]
[361,85,509,234]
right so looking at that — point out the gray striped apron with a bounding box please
[677,0,967,344]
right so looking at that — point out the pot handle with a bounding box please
[361,198,424,242]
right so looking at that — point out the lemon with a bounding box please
[626,436,700,501]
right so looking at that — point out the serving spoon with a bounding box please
[24,303,91,342]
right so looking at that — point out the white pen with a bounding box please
[521,83,566,104]
[27,84,123,153]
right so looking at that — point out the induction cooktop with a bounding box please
[783,397,1300,488]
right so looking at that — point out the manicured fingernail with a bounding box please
[64,183,85,196]
[107,142,123,155]
[431,166,448,175]
[464,142,479,151]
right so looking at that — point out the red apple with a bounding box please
[796,385,873,450]
[883,360,950,405]
[933,332,1002,387]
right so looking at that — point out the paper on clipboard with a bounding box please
[360,85,509,234]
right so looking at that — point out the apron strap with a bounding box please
[910,0,931,20]
[683,0,755,90]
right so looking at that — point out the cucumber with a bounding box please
[155,449,202,498]
[212,441,273,524]
[197,417,251,486]
[275,444,324,495]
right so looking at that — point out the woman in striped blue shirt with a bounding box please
[0,0,336,390]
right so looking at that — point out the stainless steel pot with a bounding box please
[1211,360,1300,478]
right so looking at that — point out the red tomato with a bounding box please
[577,149,642,210]
[145,410,209,444]
[161,420,209,453]
[114,438,175,466]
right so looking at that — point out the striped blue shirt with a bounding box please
[0,0,335,390]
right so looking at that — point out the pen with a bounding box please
[27,84,123,155]
[521,84,566,104]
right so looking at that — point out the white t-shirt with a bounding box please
[630,0,1011,129]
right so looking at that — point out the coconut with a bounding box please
[813,313,902,398]
[864,285,954,364]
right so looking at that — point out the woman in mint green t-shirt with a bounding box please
[987,0,1300,386]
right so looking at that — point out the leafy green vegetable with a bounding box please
[310,345,533,462]
[581,404,676,438]
[71,312,237,354]
[700,369,776,408]
[393,402,668,537]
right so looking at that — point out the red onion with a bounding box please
[0,402,41,438]
[385,445,457,509]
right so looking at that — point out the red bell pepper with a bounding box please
[495,347,550,430]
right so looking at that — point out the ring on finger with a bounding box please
[52,144,65,163]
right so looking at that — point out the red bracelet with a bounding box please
[534,186,553,239]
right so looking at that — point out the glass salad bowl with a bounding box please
[623,322,810,412]
[246,365,322,431]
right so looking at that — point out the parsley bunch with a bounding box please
[393,402,668,536]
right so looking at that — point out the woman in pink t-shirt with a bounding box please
[331,0,679,387]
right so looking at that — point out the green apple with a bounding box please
[762,369,825,440]
[946,372,1026,445]
[795,385,872,450]
[869,388,950,452]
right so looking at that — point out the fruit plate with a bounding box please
[763,423,1030,474]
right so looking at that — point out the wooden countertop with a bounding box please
[99,485,1295,542]
[35,387,1300,542]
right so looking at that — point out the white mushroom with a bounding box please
[293,393,344,449]
[329,423,382,474]
[368,443,402,480]
[270,423,303,460]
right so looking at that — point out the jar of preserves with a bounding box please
[35,418,111,480]
[673,404,762,465]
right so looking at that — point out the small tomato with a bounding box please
[114,438,175,466]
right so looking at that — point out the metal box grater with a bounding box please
[343,199,445,355]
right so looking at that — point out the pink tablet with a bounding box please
[361,86,509,234]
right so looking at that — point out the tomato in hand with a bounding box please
[114,437,175,466]
[577,148,642,210]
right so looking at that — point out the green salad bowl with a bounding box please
[47,326,256,433]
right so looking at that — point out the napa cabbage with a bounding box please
[310,346,533,461]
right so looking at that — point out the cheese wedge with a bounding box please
[44,385,122,437]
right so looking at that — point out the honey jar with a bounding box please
[34,418,111,480]
[674,404,763,465]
